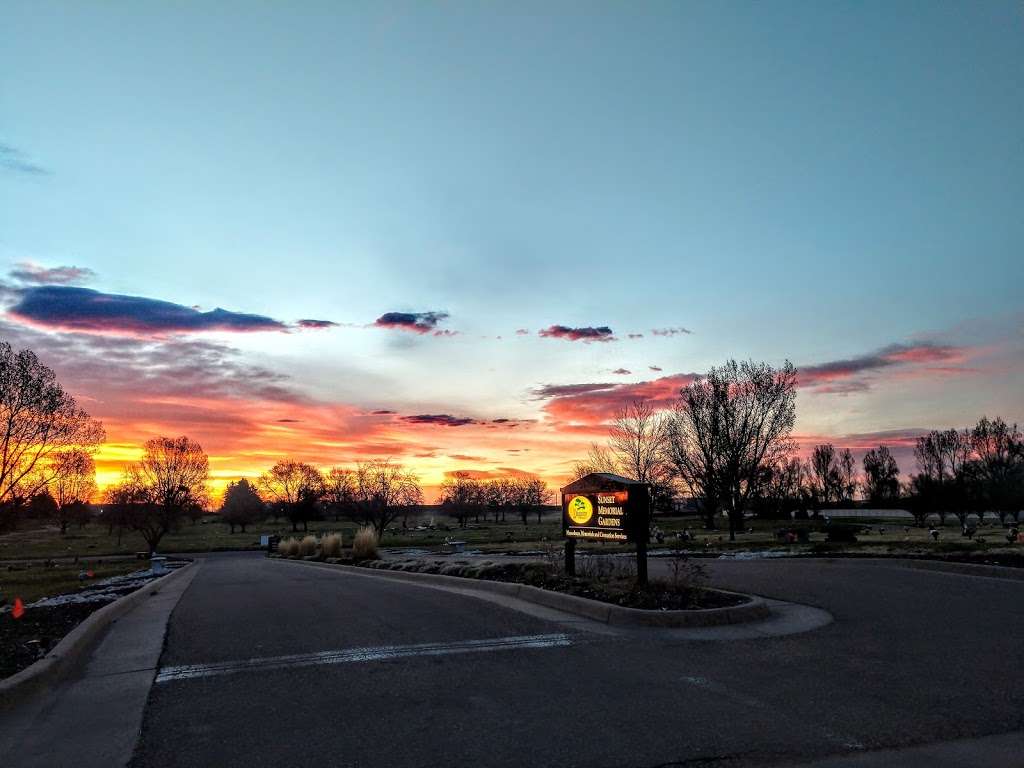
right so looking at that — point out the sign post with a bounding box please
[560,473,651,586]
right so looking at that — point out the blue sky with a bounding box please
[1,2,1021,490]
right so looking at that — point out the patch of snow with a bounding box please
[716,550,793,560]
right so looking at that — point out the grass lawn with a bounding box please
[1,559,149,604]
[1,511,1018,564]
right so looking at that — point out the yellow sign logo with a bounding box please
[567,495,594,525]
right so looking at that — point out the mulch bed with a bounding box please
[360,559,748,611]
[0,602,103,680]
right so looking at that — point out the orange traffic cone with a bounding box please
[12,597,25,619]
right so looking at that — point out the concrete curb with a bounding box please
[0,562,193,710]
[277,558,771,627]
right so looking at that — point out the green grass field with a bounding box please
[2,510,1018,564]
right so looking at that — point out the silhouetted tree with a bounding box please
[221,478,264,533]
[669,360,797,540]
[258,460,324,532]
[0,343,105,523]
[50,449,97,533]
[970,416,1024,524]
[116,436,209,553]
[913,429,972,524]
[324,467,357,522]
[351,459,422,537]
[810,444,842,508]
[439,471,479,529]
[838,448,858,503]
[572,400,675,512]
[862,446,900,506]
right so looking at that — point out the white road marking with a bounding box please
[155,633,572,683]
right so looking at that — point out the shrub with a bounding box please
[299,535,318,557]
[352,527,379,560]
[321,532,343,557]
[825,524,860,543]
[278,537,299,557]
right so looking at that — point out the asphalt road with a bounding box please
[129,553,1024,767]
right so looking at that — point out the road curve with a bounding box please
[129,552,1024,767]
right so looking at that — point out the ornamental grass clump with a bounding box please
[352,527,379,560]
[320,532,343,557]
[299,535,318,557]
[278,537,299,557]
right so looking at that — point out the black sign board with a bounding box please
[561,473,650,544]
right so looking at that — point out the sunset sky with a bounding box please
[1,2,1021,500]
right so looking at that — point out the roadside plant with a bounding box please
[666,549,707,594]
[279,537,299,557]
[320,532,343,557]
[352,526,379,560]
[299,535,318,557]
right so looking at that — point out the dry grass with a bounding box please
[278,537,300,557]
[299,535,318,557]
[321,533,343,557]
[352,527,379,560]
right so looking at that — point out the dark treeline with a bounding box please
[575,359,1023,539]
[438,472,552,528]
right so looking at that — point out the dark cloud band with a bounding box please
[374,311,450,334]
[538,325,614,342]
[7,285,287,335]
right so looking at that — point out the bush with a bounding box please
[352,527,379,560]
[826,524,860,543]
[279,537,299,557]
[299,535,318,557]
[321,532,343,557]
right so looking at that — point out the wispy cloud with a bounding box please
[374,311,451,335]
[400,413,480,427]
[7,285,287,336]
[533,338,977,427]
[534,373,698,426]
[9,262,95,286]
[296,318,338,330]
[612,368,631,375]
[539,325,615,342]
[651,327,692,336]
[0,143,48,175]
[799,341,969,393]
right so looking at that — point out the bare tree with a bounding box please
[439,471,479,529]
[118,436,209,553]
[838,448,858,503]
[762,457,806,519]
[258,460,324,532]
[0,343,105,520]
[571,400,675,511]
[669,360,797,540]
[50,449,97,534]
[570,444,619,482]
[517,477,552,525]
[913,429,971,524]
[351,459,422,537]
[323,467,356,522]
[862,445,900,506]
[810,444,842,507]
[220,478,264,533]
[969,416,1024,524]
